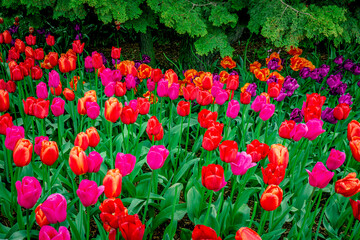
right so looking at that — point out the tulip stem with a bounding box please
[258,210,269,235]
[192,120,201,152]
[184,100,192,154]
[350,221,360,240]
[121,123,126,153]
[224,117,230,139]
[204,190,214,225]
[296,188,315,240]
[174,117,184,170]
[167,100,172,148]
[135,116,142,158]
[159,97,163,123]
[109,121,113,167]
[248,201,258,229]
[26,209,30,240]
[143,171,153,222]
[264,120,269,144]
[86,206,91,240]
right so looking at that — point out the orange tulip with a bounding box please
[75,132,89,151]
[137,64,152,80]
[350,137,360,162]
[260,185,283,211]
[58,56,71,73]
[249,61,261,73]
[0,90,10,112]
[164,69,178,87]
[235,227,262,240]
[40,140,59,166]
[220,56,236,69]
[268,144,289,168]
[86,127,100,148]
[287,46,303,56]
[63,88,75,101]
[348,120,360,141]
[104,97,122,123]
[103,168,122,198]
[69,146,88,175]
[253,68,270,81]
[335,172,360,197]
[13,138,33,167]
[35,204,50,227]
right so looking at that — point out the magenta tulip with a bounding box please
[36,82,48,99]
[113,70,122,81]
[259,103,275,121]
[290,123,308,142]
[157,79,168,97]
[125,74,136,89]
[86,102,100,120]
[125,99,138,111]
[40,193,67,224]
[251,95,267,112]
[115,152,136,176]
[147,78,155,92]
[230,152,257,175]
[326,149,346,170]
[51,97,65,117]
[147,145,169,170]
[15,176,42,209]
[211,81,224,98]
[35,136,49,155]
[39,226,70,240]
[104,82,115,97]
[304,119,325,141]
[169,83,180,100]
[226,100,240,119]
[100,68,113,86]
[5,126,25,150]
[215,89,228,105]
[306,162,334,188]
[76,179,104,207]
[87,151,103,173]
[48,70,60,88]
[84,56,93,69]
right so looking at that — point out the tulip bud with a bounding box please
[146,116,164,141]
[87,151,103,173]
[40,140,59,166]
[335,172,360,197]
[105,97,122,123]
[15,176,42,209]
[260,185,283,211]
[201,164,227,191]
[115,153,136,176]
[219,140,238,163]
[103,168,122,198]
[40,193,67,224]
[326,149,346,170]
[0,113,13,135]
[0,90,10,112]
[306,162,334,188]
[77,179,104,207]
[231,152,256,175]
[147,145,169,170]
[13,138,33,167]
[177,101,190,117]
[69,146,88,175]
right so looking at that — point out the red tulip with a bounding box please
[278,120,296,139]
[333,103,351,120]
[120,106,139,125]
[177,101,190,117]
[350,199,360,221]
[40,140,59,166]
[105,97,122,123]
[240,91,251,105]
[35,48,45,60]
[219,140,238,163]
[0,113,13,135]
[192,225,221,240]
[63,88,75,101]
[92,52,103,69]
[13,138,33,167]
[86,127,100,148]
[260,185,283,211]
[348,120,360,141]
[14,39,25,53]
[202,128,222,151]
[226,74,239,90]
[75,132,89,151]
[72,40,85,54]
[33,98,50,119]
[235,227,261,240]
[118,214,145,240]
[198,109,218,129]
[25,34,36,46]
[137,97,150,115]
[111,47,121,59]
[268,82,282,98]
[46,35,55,46]
[201,164,227,191]
[183,84,199,101]
[262,163,286,185]
[246,140,270,162]
[0,90,9,112]
[196,90,213,106]
[146,116,164,141]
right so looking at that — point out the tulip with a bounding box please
[304,118,325,141]
[34,136,49,155]
[25,34,36,45]
[0,113,13,135]
[15,39,25,53]
[157,79,169,97]
[196,90,213,106]
[5,126,25,150]
[76,179,104,207]
[40,193,67,224]
[231,152,257,175]
[278,120,296,139]
[147,78,155,92]
[120,106,139,125]
[191,225,221,240]
[198,109,218,129]
[50,97,65,117]
[62,88,75,101]
[262,163,286,185]
[268,82,282,98]
[16,176,42,209]
[115,153,136,176]
[13,138,33,167]
[350,199,360,221]
[87,151,103,173]
[6,80,16,93]
[31,65,43,80]
[306,162,334,188]
[105,97,122,123]
[333,103,351,120]
[99,198,128,237]
[251,95,267,112]
[169,83,180,100]
[69,146,88,175]
[92,52,103,69]
[111,47,121,59]
[326,149,346,170]
[348,120,360,141]
[137,97,150,115]
[35,204,49,227]
[50,82,62,96]
[103,168,122,198]
[268,144,289,168]
[104,82,115,97]
[214,89,228,105]
[75,132,89,151]
[33,99,50,119]
[246,139,270,163]
[183,84,199,101]
[125,75,136,89]
[226,100,240,119]
[177,101,190,117]
[259,103,275,121]
[10,65,24,81]
[240,91,251,105]
[39,226,70,240]
[0,90,9,112]
[3,30,12,44]
[84,102,99,120]
[219,140,238,163]
[350,137,360,162]
[72,40,85,54]
[260,185,283,211]
[46,35,55,46]
[226,74,239,90]
[85,127,99,148]
[147,145,169,170]
[202,128,222,151]
[235,227,262,240]
[40,140,59,166]
[118,214,145,240]
[202,164,227,191]
[35,48,45,60]
[335,172,360,197]
[290,123,308,142]
[146,116,164,141]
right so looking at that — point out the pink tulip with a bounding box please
[100,68,113,86]
[230,152,256,175]
[251,95,267,112]
[125,74,136,89]
[104,82,115,97]
[51,97,65,117]
[147,145,169,170]
[157,80,168,97]
[259,104,275,121]
[211,81,224,98]
[290,123,308,142]
[304,119,325,141]
[84,56,93,69]
[169,83,179,100]
[86,102,100,120]
[39,226,70,240]
[76,179,104,207]
[326,149,346,170]
[35,136,49,155]
[15,176,42,209]
[113,70,122,82]
[40,193,67,224]
[215,89,228,105]
[87,151,103,173]
[125,99,138,111]
[5,126,25,150]
[147,78,155,92]
[226,100,240,119]
[36,82,48,99]
[48,70,60,88]
[306,162,334,188]
[115,153,136,176]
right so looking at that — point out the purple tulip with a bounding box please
[290,108,303,123]
[36,82,48,99]
[326,149,346,170]
[290,123,308,142]
[169,83,180,100]
[226,100,240,119]
[344,59,355,71]
[321,107,338,124]
[246,83,257,97]
[142,55,151,64]
[299,67,311,79]
[76,179,104,207]
[334,55,344,65]
[87,151,103,173]
[339,93,353,106]
[51,97,65,117]
[309,69,320,81]
[115,152,136,176]
[147,145,169,170]
[39,226,70,240]
[48,70,60,88]
[259,104,275,121]
[16,176,42,209]
[306,162,334,188]
[86,102,100,120]
[40,193,67,224]
[230,152,256,175]
[5,126,25,150]
[267,58,280,70]
[304,119,325,141]
[352,64,360,75]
